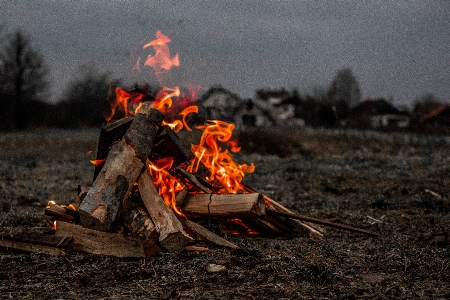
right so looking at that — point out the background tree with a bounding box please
[55,66,121,128]
[327,68,361,108]
[0,30,49,130]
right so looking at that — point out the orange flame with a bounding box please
[187,120,255,193]
[148,158,185,217]
[142,30,180,77]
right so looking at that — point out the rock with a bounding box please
[206,263,226,273]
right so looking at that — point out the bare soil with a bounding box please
[0,128,449,299]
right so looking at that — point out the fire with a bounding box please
[187,120,255,194]
[102,30,255,221]
[142,30,180,77]
[147,158,185,217]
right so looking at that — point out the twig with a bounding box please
[266,208,379,237]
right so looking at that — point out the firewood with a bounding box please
[175,186,190,207]
[150,126,194,166]
[45,202,79,223]
[138,168,193,252]
[79,104,164,231]
[266,209,379,237]
[0,231,73,256]
[55,221,147,257]
[182,193,265,217]
[174,166,211,193]
[243,184,324,238]
[93,117,133,181]
[182,219,239,249]
[119,198,161,256]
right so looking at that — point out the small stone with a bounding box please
[206,263,226,273]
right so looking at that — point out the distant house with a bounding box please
[255,88,305,127]
[348,98,409,129]
[420,104,450,127]
[197,86,273,129]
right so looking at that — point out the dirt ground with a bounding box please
[0,128,449,299]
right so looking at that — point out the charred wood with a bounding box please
[0,231,73,255]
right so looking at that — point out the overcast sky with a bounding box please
[1,1,449,107]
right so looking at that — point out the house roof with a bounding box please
[420,104,450,123]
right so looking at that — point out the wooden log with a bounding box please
[119,198,161,256]
[182,193,265,218]
[79,104,164,231]
[0,231,73,256]
[93,117,133,181]
[174,166,211,193]
[138,168,193,252]
[55,221,146,257]
[182,219,239,249]
[150,126,194,166]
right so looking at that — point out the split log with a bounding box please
[79,104,164,231]
[119,198,161,256]
[55,221,146,257]
[182,219,239,249]
[93,117,133,181]
[0,231,73,256]
[182,193,265,217]
[138,168,193,252]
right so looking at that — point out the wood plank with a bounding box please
[79,104,164,231]
[182,193,265,217]
[138,168,193,252]
[55,221,146,257]
[0,231,73,256]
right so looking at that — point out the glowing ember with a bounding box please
[90,159,106,166]
[187,120,255,194]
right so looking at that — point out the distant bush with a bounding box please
[236,128,309,158]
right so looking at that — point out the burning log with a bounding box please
[79,103,164,231]
[0,231,73,256]
[55,221,146,257]
[150,125,194,166]
[138,168,193,252]
[45,201,79,223]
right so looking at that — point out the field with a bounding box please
[0,128,449,299]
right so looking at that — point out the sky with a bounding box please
[1,1,449,108]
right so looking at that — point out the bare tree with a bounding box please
[56,65,121,128]
[0,30,48,129]
[328,68,361,108]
